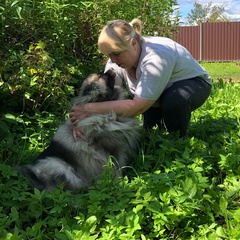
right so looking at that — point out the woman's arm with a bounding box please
[69,97,156,126]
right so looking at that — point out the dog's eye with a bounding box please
[89,84,99,93]
[81,84,99,96]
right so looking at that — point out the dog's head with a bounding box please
[75,68,122,104]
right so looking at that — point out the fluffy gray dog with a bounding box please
[18,69,139,192]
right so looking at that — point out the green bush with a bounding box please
[1,42,79,114]
[0,0,178,115]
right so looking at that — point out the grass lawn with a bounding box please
[201,62,240,82]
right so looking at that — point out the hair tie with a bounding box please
[129,22,133,27]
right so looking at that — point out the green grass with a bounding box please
[1,77,240,239]
[201,62,240,82]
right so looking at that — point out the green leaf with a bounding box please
[10,0,19,7]
[216,226,227,238]
[76,216,97,239]
[219,196,228,214]
[146,200,162,213]
[233,208,240,222]
[16,6,22,19]
[10,207,19,220]
[4,113,16,121]
[182,177,197,198]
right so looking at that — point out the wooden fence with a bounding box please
[171,22,240,62]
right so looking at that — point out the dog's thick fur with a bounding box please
[18,69,139,191]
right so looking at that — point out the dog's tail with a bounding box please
[17,165,46,191]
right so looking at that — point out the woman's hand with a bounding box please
[69,104,89,126]
[72,126,88,142]
[70,104,89,141]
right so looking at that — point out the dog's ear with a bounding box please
[104,68,116,90]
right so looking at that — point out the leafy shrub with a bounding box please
[1,42,79,114]
[0,0,179,115]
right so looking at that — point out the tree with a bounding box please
[186,1,231,25]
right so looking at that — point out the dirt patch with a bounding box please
[224,77,240,82]
[213,76,240,82]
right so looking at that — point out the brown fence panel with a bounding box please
[172,22,240,62]
[172,26,200,60]
[202,22,240,62]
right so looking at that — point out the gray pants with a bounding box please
[143,77,212,137]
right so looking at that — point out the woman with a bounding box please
[70,18,212,137]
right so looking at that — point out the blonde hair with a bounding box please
[98,18,143,56]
